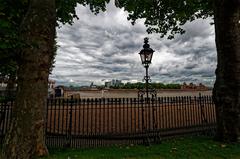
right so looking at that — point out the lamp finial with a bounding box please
[143,37,150,49]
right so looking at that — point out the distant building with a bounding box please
[54,85,65,97]
[189,83,197,89]
[105,79,123,88]
[90,82,97,88]
[181,82,187,89]
[54,85,81,98]
[115,80,122,86]
[105,81,111,88]
[0,78,9,96]
[48,79,56,98]
[181,82,208,90]
[48,80,56,89]
[198,83,209,90]
[0,81,7,90]
[0,77,16,90]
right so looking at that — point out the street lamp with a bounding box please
[138,38,158,139]
[138,37,156,99]
[139,38,154,67]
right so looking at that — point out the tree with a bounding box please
[212,0,240,142]
[0,0,56,99]
[1,0,56,158]
[1,0,110,158]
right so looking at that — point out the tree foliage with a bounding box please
[109,82,181,89]
[116,0,213,39]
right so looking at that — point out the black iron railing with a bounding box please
[0,95,216,148]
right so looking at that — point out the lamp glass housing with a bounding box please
[139,49,154,66]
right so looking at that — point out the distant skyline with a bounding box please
[50,0,217,87]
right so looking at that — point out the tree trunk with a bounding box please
[1,0,56,158]
[213,0,240,142]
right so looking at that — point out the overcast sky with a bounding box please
[50,0,217,87]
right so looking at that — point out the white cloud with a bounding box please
[51,0,217,87]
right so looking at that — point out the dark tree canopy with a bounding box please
[0,0,214,47]
[116,0,213,39]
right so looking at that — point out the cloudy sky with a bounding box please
[50,0,217,87]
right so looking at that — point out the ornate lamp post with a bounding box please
[138,37,156,99]
[138,38,159,144]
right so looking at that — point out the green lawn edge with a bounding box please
[41,136,240,159]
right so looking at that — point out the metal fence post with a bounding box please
[199,93,207,125]
[66,95,73,147]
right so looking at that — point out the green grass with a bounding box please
[42,136,240,159]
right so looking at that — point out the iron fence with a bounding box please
[0,95,216,148]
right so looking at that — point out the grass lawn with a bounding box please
[43,136,240,159]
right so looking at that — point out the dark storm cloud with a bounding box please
[184,63,198,70]
[51,0,217,86]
